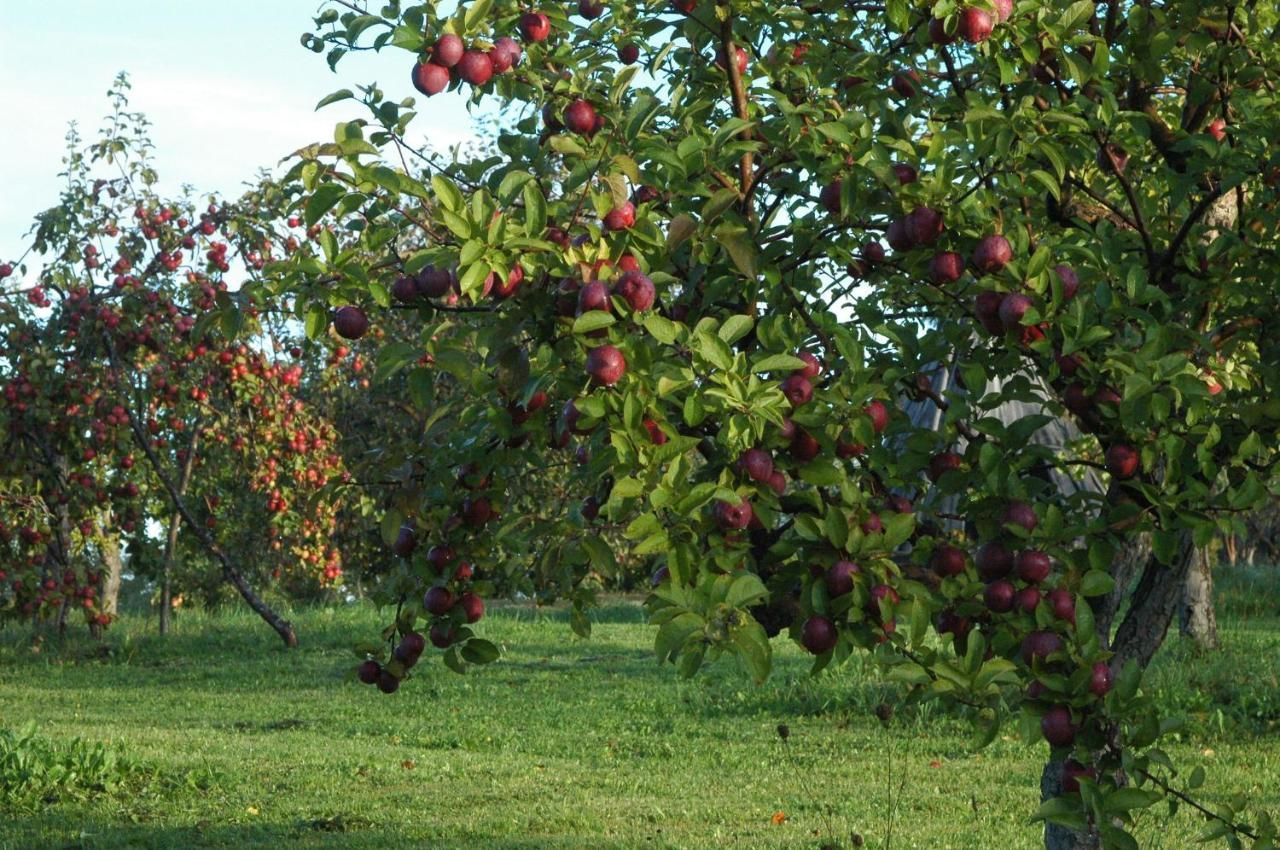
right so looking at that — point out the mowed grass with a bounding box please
[1,568,1279,850]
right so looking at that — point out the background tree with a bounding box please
[0,79,348,645]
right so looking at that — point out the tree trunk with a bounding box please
[120,405,297,647]
[1111,532,1197,669]
[159,510,181,636]
[1042,761,1101,850]
[98,533,123,617]
[1179,547,1219,649]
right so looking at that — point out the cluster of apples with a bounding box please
[360,490,489,693]
[928,0,1013,46]
[411,30,523,97]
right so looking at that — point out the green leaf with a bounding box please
[798,461,841,487]
[702,189,739,222]
[753,354,807,373]
[460,638,500,665]
[666,213,697,250]
[655,612,703,662]
[644,314,681,344]
[719,227,757,278]
[573,311,617,334]
[730,619,772,684]
[1102,788,1163,814]
[718,314,754,345]
[305,183,346,226]
[316,89,355,109]
[431,175,464,213]
[695,332,735,371]
[724,573,768,609]
[523,181,547,238]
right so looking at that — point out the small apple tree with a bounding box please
[275,1,1279,846]
[0,79,348,645]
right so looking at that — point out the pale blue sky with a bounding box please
[0,1,478,267]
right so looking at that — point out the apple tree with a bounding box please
[0,78,348,645]
[274,0,1280,845]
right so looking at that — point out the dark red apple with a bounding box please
[1106,444,1139,479]
[1016,550,1052,583]
[618,43,640,64]
[357,660,380,684]
[412,61,451,96]
[1062,759,1096,793]
[1089,661,1112,697]
[738,448,774,483]
[927,451,963,482]
[794,351,822,378]
[578,279,612,314]
[715,45,749,76]
[1016,586,1042,614]
[1002,500,1038,532]
[861,513,884,534]
[1046,588,1075,623]
[1020,630,1063,664]
[578,0,604,18]
[428,622,457,648]
[1041,705,1076,747]
[431,33,464,67]
[424,585,455,615]
[603,202,636,231]
[391,525,417,558]
[906,207,944,245]
[886,217,915,252]
[1097,144,1129,175]
[984,579,1016,613]
[490,38,522,72]
[781,374,813,407]
[790,428,820,461]
[801,616,838,654]
[519,11,550,41]
[825,560,862,597]
[457,50,494,85]
[972,234,1013,273]
[865,400,890,434]
[1053,264,1080,299]
[974,290,1006,334]
[614,270,655,311]
[459,592,485,623]
[930,544,968,577]
[928,16,954,45]
[820,180,843,216]
[333,306,369,340]
[891,68,920,98]
[714,498,754,530]
[958,7,994,42]
[929,251,965,285]
[998,293,1034,330]
[377,669,401,694]
[564,99,597,134]
[585,344,626,386]
[972,540,1013,581]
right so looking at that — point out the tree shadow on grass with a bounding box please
[0,817,653,850]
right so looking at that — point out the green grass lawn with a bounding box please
[2,569,1279,850]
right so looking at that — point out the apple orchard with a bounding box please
[6,0,1280,848]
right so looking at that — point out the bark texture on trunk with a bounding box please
[98,533,123,617]
[1041,761,1101,850]
[1179,547,1219,649]
[1111,532,1197,669]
